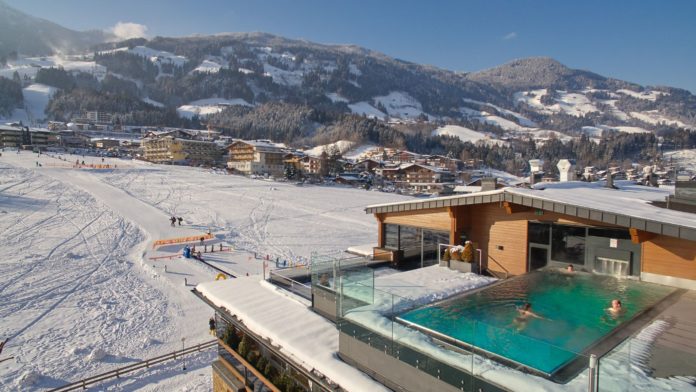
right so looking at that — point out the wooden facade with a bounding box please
[373,200,696,285]
[642,235,696,280]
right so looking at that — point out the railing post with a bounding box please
[588,354,598,392]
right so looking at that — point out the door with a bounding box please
[529,245,549,271]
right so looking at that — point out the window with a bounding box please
[528,223,550,244]
[588,228,631,240]
[551,225,586,265]
[385,224,399,249]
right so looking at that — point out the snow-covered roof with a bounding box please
[228,139,287,151]
[195,277,390,392]
[366,181,696,241]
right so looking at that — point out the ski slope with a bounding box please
[0,151,409,391]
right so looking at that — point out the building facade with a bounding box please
[142,136,221,165]
[227,140,286,177]
[0,125,24,147]
[367,182,696,288]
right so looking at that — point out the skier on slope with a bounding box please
[170,216,176,226]
[177,217,183,226]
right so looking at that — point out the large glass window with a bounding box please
[385,224,399,249]
[551,225,586,265]
[399,226,419,252]
[528,222,551,244]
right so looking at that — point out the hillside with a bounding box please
[0,1,110,58]
[0,1,695,172]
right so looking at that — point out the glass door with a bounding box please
[529,245,549,271]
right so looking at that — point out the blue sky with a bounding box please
[7,0,696,92]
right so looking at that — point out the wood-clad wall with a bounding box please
[461,203,614,276]
[382,208,450,231]
[642,235,696,280]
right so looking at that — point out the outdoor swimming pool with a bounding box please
[397,270,675,378]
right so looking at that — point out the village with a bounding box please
[3,112,694,200]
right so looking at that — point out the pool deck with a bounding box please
[648,289,696,378]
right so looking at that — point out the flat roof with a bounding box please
[365,181,696,241]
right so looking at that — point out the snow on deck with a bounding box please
[196,277,391,392]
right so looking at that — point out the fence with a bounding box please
[152,233,215,248]
[268,269,312,300]
[48,340,217,392]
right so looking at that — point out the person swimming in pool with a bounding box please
[607,299,624,317]
[513,302,547,331]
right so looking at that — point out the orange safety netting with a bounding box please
[152,233,214,248]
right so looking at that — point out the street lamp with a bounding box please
[181,337,186,370]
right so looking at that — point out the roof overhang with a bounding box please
[365,189,696,242]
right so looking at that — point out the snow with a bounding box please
[373,91,430,120]
[176,97,252,119]
[346,243,376,257]
[580,126,604,137]
[664,149,696,172]
[617,89,668,101]
[192,59,223,74]
[1,149,694,391]
[629,111,692,129]
[0,56,107,82]
[600,125,652,134]
[0,83,57,124]
[325,93,348,103]
[0,151,411,390]
[303,140,355,157]
[142,97,165,108]
[197,266,494,392]
[514,181,696,230]
[513,89,598,117]
[432,124,506,146]
[262,63,303,86]
[343,144,380,161]
[198,277,390,392]
[348,101,386,119]
[462,98,536,127]
[127,46,188,67]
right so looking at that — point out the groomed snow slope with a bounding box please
[0,152,411,390]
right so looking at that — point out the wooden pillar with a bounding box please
[375,213,386,248]
[448,207,461,245]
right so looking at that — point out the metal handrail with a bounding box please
[484,255,510,279]
[48,340,217,392]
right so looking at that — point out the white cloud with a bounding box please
[109,22,149,40]
[502,32,517,40]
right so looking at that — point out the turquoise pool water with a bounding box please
[398,270,675,376]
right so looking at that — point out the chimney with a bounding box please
[529,159,542,173]
[481,177,497,192]
[557,159,576,182]
[529,159,542,186]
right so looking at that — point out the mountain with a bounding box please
[0,3,695,173]
[466,57,634,92]
[0,1,111,58]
